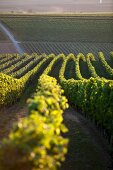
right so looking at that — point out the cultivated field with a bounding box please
[1,52,113,133]
[1,16,113,42]
[0,15,113,57]
[0,14,113,170]
[0,52,113,170]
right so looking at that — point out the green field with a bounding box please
[0,15,113,57]
[1,16,113,42]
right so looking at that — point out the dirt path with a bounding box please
[0,22,24,54]
[0,104,27,140]
[61,107,113,170]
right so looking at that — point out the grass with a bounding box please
[1,16,113,43]
[0,15,113,57]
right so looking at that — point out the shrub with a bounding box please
[0,75,69,170]
[0,73,23,106]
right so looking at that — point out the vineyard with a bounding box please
[20,41,113,57]
[0,15,113,56]
[0,51,113,169]
[0,15,113,170]
[1,52,113,128]
[1,16,113,42]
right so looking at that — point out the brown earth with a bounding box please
[0,43,18,54]
[0,104,27,140]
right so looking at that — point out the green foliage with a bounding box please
[98,52,113,79]
[86,53,99,78]
[11,55,43,78]
[59,52,113,136]
[1,51,113,145]
[0,74,69,170]
[0,73,24,106]
[60,76,113,136]
[75,53,85,80]
[0,54,17,65]
[0,54,54,106]
[2,53,33,75]
[59,53,85,81]
[0,54,22,72]
[43,54,65,76]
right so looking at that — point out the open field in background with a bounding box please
[1,16,113,42]
[0,15,113,58]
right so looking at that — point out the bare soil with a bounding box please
[0,104,27,140]
[0,43,18,54]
